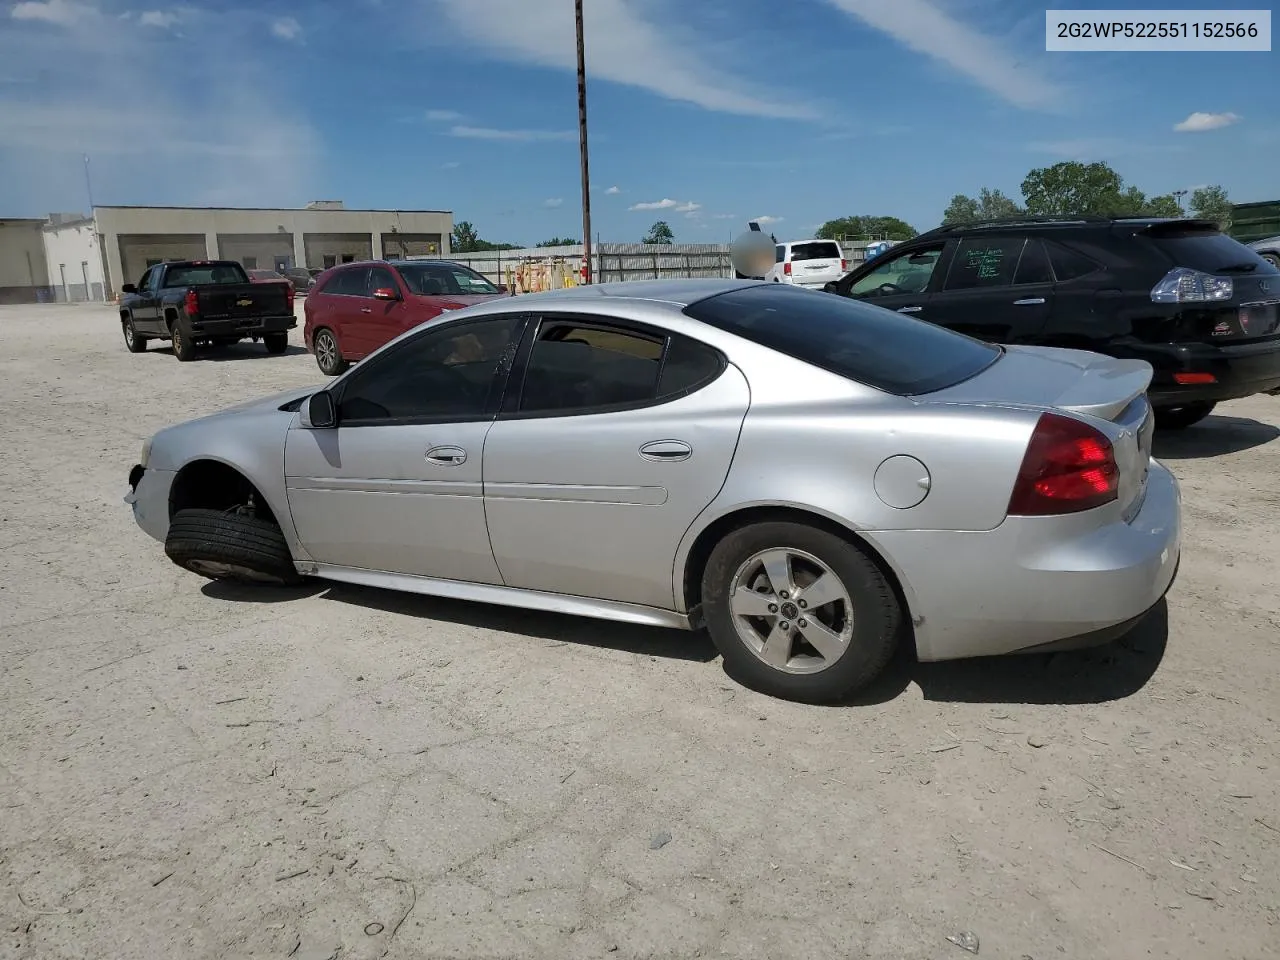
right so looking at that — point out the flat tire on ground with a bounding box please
[165,507,301,585]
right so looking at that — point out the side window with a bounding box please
[1046,241,1103,282]
[337,316,521,423]
[137,267,153,291]
[943,236,1025,291]
[333,267,370,297]
[657,334,724,398]
[1013,238,1054,285]
[368,265,398,296]
[518,322,664,414]
[775,245,786,263]
[146,267,164,292]
[847,244,944,298]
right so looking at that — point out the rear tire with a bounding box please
[264,332,289,354]
[170,319,197,362]
[122,315,147,353]
[1261,252,1279,269]
[165,508,301,585]
[701,521,902,703]
[313,328,347,376]
[1155,401,1216,430]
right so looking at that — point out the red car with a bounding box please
[303,259,508,375]
[247,268,294,290]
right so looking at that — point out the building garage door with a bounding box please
[304,233,373,271]
[218,233,295,272]
[117,234,208,287]
[380,233,443,259]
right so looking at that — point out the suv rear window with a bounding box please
[1147,228,1280,274]
[684,286,1000,396]
[788,242,842,262]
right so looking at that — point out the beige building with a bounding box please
[0,218,51,303]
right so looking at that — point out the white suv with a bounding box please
[766,240,847,288]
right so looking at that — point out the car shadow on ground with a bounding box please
[204,581,1166,702]
[1154,415,1279,459]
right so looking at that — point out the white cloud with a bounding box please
[10,0,93,26]
[629,197,700,212]
[432,0,809,119]
[822,0,1061,109]
[441,161,461,169]
[425,109,463,122]
[1174,111,1241,133]
[676,201,701,216]
[752,215,784,225]
[271,16,302,41]
[139,10,179,29]
[605,185,621,195]
[711,213,738,220]
[543,197,563,208]
[448,125,575,142]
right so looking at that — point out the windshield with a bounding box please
[684,286,1000,396]
[397,262,500,296]
[162,263,248,287]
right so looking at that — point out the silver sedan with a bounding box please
[126,279,1181,703]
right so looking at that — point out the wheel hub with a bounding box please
[780,601,799,620]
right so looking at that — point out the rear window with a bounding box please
[788,242,842,262]
[162,263,247,286]
[683,286,1000,396]
[1148,229,1280,274]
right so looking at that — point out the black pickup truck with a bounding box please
[118,260,296,361]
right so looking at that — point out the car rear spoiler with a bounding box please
[1132,218,1221,237]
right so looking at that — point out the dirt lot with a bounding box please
[1,302,1277,960]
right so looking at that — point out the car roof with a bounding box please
[915,216,1220,241]
[496,277,760,308]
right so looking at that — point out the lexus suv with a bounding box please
[824,217,1280,428]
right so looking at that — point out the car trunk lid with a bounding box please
[787,241,844,286]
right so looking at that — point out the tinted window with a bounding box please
[1148,229,1280,274]
[775,245,785,263]
[329,267,369,297]
[398,262,500,296]
[847,244,943,298]
[789,242,842,262]
[337,316,520,423]
[684,286,1000,396]
[137,267,153,290]
[519,322,663,413]
[368,265,398,295]
[944,237,1024,291]
[1046,241,1102,282]
[1014,239,1054,285]
[657,335,724,397]
[161,263,248,287]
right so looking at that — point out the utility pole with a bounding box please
[575,0,592,283]
[83,154,95,212]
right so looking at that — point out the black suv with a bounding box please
[825,217,1280,428]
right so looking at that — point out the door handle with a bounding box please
[1013,297,1046,305]
[897,305,923,313]
[360,307,372,314]
[425,445,467,465]
[639,440,692,462]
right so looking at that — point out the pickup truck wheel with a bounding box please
[165,507,301,585]
[263,332,289,354]
[122,315,147,353]
[1155,401,1216,430]
[313,328,348,376]
[170,320,197,362]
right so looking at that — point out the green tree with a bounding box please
[535,236,580,247]
[1190,185,1232,227]
[1145,194,1184,218]
[450,220,520,252]
[942,187,1023,224]
[816,215,916,241]
[643,220,675,245]
[1021,161,1128,216]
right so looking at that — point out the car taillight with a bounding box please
[784,262,792,275]
[1150,266,1233,303]
[286,284,295,313]
[184,288,198,315]
[841,259,848,272]
[1007,412,1119,516]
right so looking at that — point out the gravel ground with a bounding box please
[1,302,1278,960]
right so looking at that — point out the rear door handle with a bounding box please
[1013,297,1046,305]
[425,445,467,465]
[897,305,923,313]
[360,307,372,314]
[639,440,692,462]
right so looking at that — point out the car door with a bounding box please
[360,263,416,353]
[835,242,947,318]
[331,265,374,358]
[133,266,166,333]
[925,234,1056,343]
[283,313,526,583]
[482,315,749,611]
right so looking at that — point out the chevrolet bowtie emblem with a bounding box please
[237,298,253,307]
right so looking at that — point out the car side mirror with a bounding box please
[121,283,137,294]
[372,287,399,301]
[300,391,337,429]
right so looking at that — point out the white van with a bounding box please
[766,240,847,288]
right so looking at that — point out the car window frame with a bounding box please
[939,234,1028,293]
[137,267,154,293]
[1043,238,1106,284]
[328,265,372,299]
[840,241,948,298]
[367,264,401,298]
[499,312,727,421]
[1010,236,1055,287]
[328,313,531,428]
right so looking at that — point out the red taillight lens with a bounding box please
[184,288,198,315]
[1007,412,1119,516]
[1173,372,1216,385]
[841,259,848,272]
[286,284,295,313]
[783,262,792,275]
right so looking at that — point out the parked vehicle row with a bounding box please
[127,279,1181,704]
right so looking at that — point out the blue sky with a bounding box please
[0,0,1275,245]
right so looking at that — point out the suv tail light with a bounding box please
[1150,266,1233,303]
[286,284,295,313]
[184,288,198,315]
[783,262,792,276]
[841,259,848,272]
[1007,412,1119,516]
